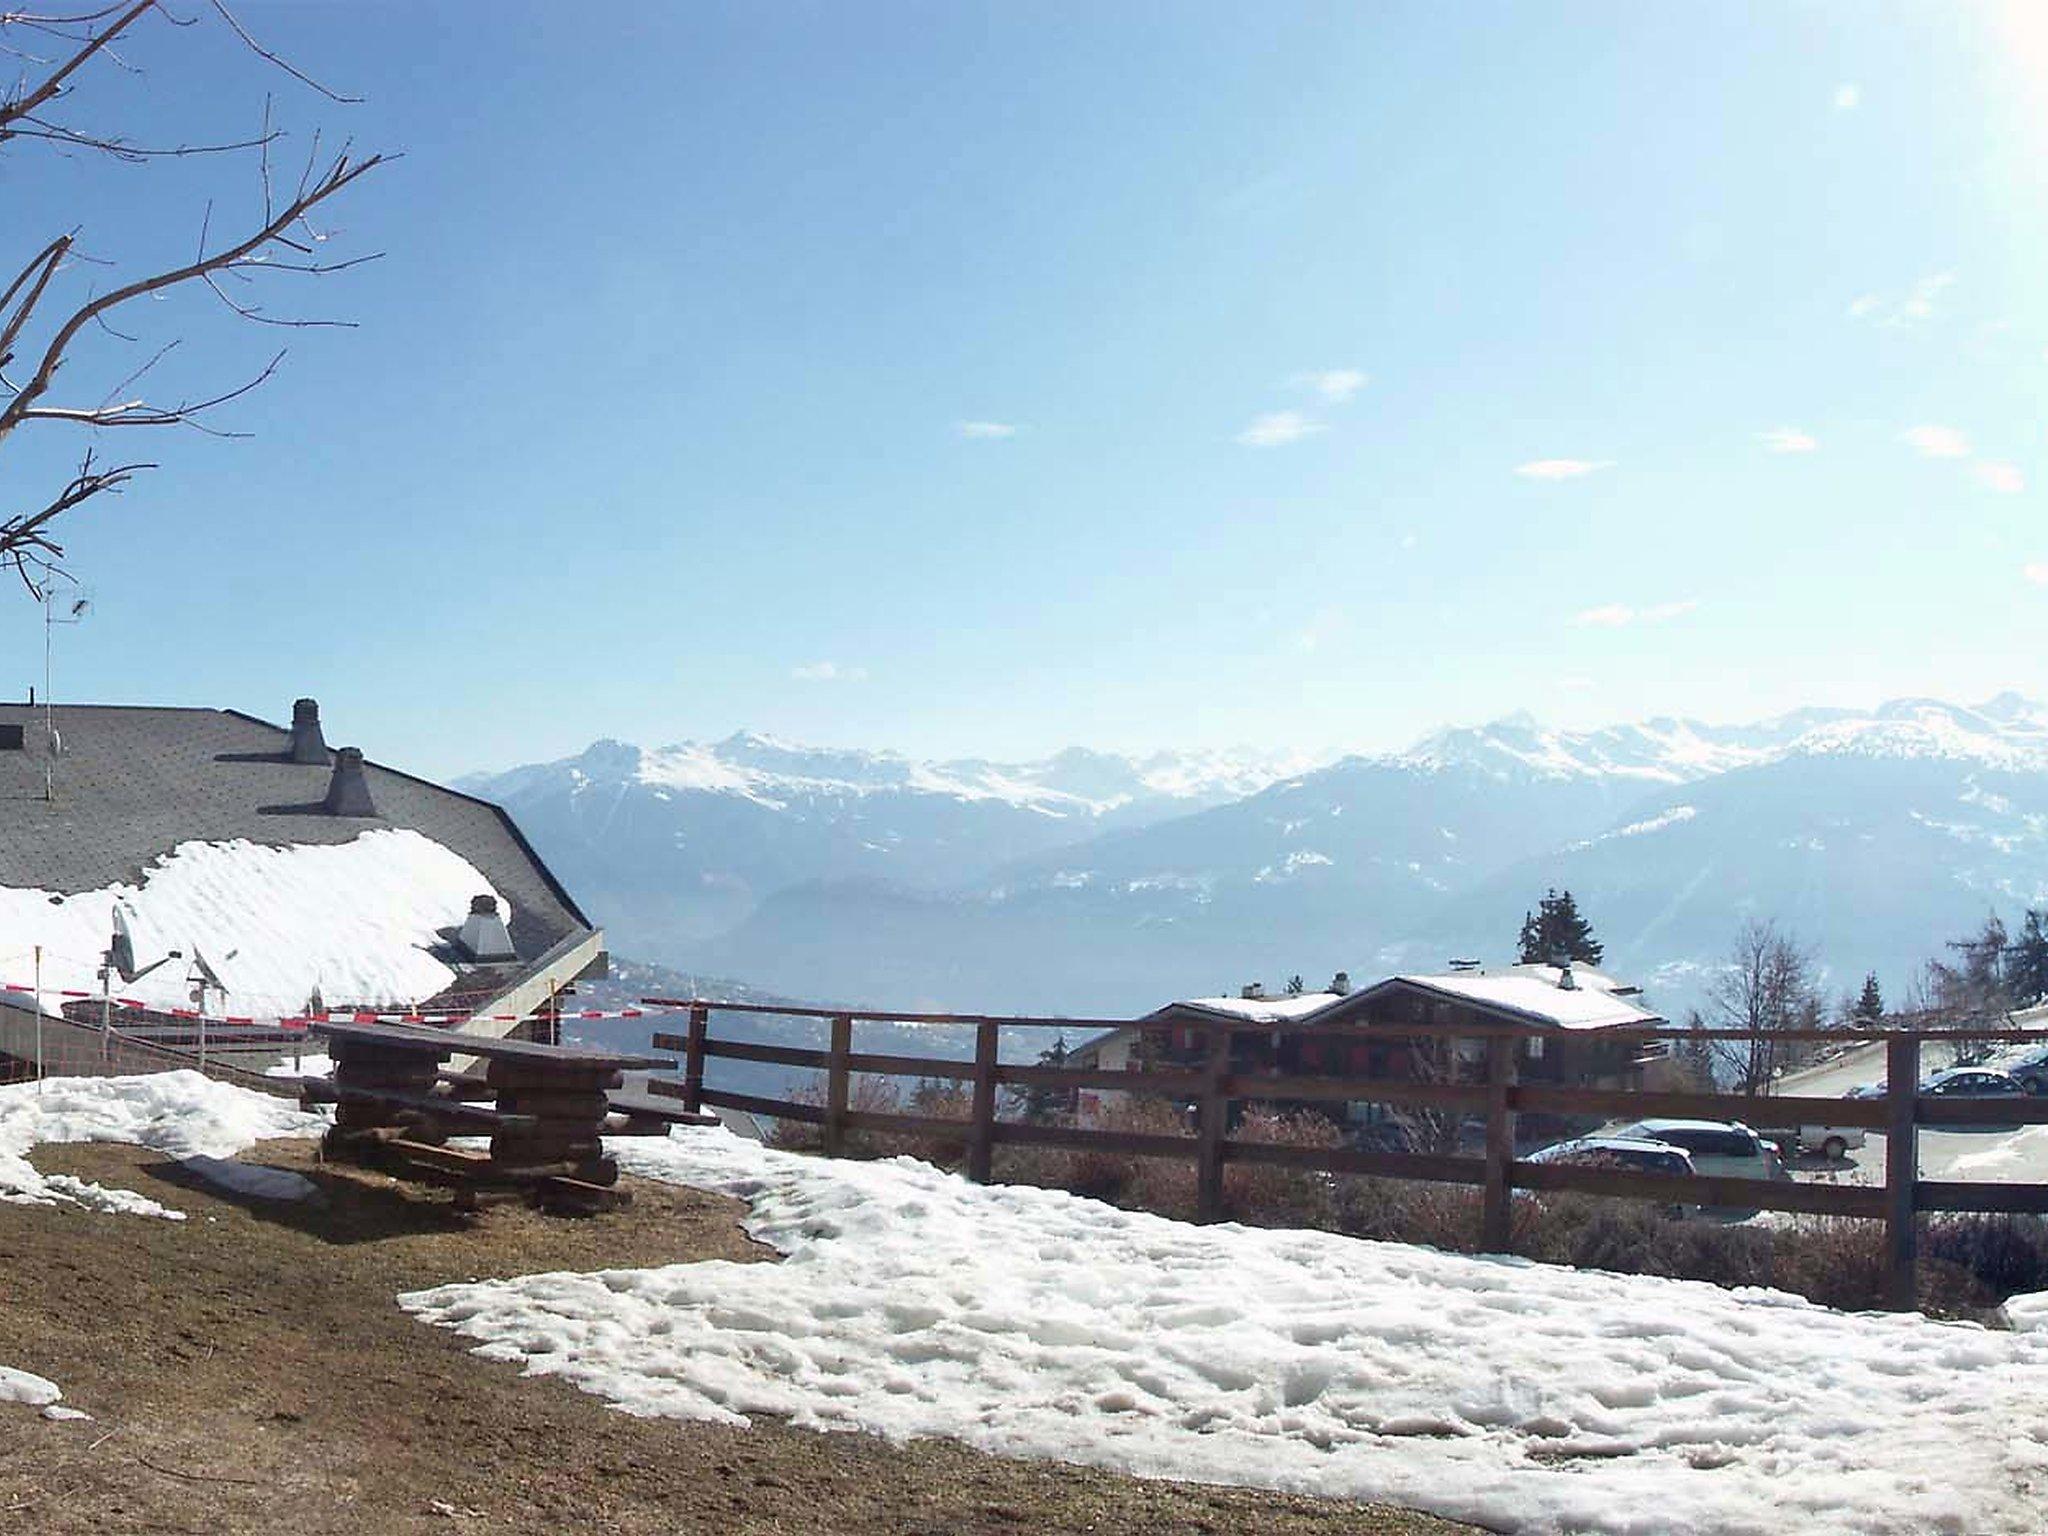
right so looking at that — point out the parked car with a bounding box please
[1797,1117,1867,1162]
[1990,1044,2048,1096]
[1523,1135,1698,1178]
[1918,1067,2027,1129]
[1605,1119,1789,1183]
[1520,1135,1698,1216]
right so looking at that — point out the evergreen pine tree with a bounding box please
[1017,1034,1070,1124]
[1854,972,1884,1022]
[1515,888,1604,966]
[2011,910,2048,1009]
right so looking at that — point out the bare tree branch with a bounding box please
[1,449,150,594]
[0,0,386,590]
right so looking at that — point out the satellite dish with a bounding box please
[110,905,139,981]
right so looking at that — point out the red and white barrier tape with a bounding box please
[0,983,669,1033]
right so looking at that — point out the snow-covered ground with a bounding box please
[402,1128,2048,1536]
[0,1071,324,1218]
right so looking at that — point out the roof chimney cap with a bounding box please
[457,892,517,962]
[1557,959,1578,991]
[289,697,330,766]
[1330,971,1351,995]
[322,746,378,817]
[1241,982,1264,1000]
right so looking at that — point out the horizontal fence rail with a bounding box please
[647,1000,2048,1311]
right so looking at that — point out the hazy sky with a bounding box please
[3,2,2044,777]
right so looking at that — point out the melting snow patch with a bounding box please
[0,1366,61,1408]
[0,1071,326,1219]
[401,1129,2048,1536]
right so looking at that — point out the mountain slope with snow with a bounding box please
[470,697,2048,1016]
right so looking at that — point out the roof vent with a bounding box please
[1447,957,1483,972]
[1241,982,1265,1000]
[457,893,517,962]
[1329,970,1351,996]
[323,747,378,817]
[1558,960,1578,991]
[289,697,330,765]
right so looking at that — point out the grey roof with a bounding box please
[0,701,590,963]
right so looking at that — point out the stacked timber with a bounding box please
[486,1058,623,1188]
[324,1037,449,1150]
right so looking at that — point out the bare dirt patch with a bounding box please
[0,1139,1477,1535]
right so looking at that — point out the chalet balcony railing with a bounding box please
[641,997,2048,1312]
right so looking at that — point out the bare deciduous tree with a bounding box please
[1,1,386,595]
[1704,918,1824,1095]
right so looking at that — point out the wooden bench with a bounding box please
[604,1088,719,1135]
[298,1079,539,1134]
[304,1020,676,1213]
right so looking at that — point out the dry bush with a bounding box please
[766,1074,970,1166]
[1332,1177,1487,1252]
[990,1093,1198,1218]
[1925,1214,2048,1299]
[1222,1106,1344,1228]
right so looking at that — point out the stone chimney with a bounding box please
[1240,982,1264,1000]
[323,747,377,817]
[289,698,331,765]
[1558,960,1577,991]
[1329,970,1351,996]
[457,894,517,962]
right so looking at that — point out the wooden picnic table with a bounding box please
[304,1019,679,1211]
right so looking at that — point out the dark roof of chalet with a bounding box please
[0,701,590,962]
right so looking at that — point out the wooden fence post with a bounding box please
[1885,1031,1921,1310]
[1481,1034,1517,1253]
[1196,1023,1231,1223]
[682,1003,709,1114]
[967,1019,998,1183]
[823,1014,853,1157]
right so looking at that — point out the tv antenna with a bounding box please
[40,577,91,803]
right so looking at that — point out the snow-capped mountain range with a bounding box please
[462,696,2048,1017]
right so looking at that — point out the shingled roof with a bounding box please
[0,700,596,1016]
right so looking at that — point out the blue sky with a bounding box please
[3,2,2044,776]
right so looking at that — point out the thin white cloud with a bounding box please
[1760,427,1819,454]
[1833,83,1861,111]
[955,420,1018,440]
[1399,532,1418,551]
[1292,606,1347,653]
[1852,272,1955,326]
[1515,458,1613,481]
[1236,410,1324,448]
[1902,424,1972,459]
[2025,562,2048,587]
[1295,368,1368,404]
[1573,600,1698,629]
[1976,460,2026,494]
[791,661,868,682]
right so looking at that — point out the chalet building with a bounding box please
[1069,962,1674,1134]
[0,697,603,1079]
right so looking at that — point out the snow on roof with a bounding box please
[0,829,511,1017]
[1387,964,1663,1030]
[1165,991,1346,1024]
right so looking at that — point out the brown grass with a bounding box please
[0,1137,1478,1536]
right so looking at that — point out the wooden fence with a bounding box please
[642,998,2048,1311]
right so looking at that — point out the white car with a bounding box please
[1606,1119,1788,1182]
[1795,1121,1866,1162]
